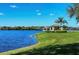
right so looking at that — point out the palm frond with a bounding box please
[67,6,75,18]
[55,17,68,24]
[76,15,79,23]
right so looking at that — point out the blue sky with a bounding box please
[0,3,77,27]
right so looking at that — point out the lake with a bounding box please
[0,30,41,52]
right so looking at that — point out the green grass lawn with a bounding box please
[1,32,79,55]
[36,32,79,45]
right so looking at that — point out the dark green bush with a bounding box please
[45,30,67,33]
[55,30,67,33]
[45,31,55,33]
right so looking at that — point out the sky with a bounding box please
[0,3,77,27]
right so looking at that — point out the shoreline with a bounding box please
[1,32,79,55]
[0,43,39,55]
[0,31,42,55]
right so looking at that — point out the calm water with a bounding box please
[0,30,41,52]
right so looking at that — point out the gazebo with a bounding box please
[43,23,60,31]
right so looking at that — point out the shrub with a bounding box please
[55,30,67,33]
[45,31,55,33]
[45,30,67,33]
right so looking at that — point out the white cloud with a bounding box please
[0,12,4,16]
[36,9,40,12]
[49,13,54,16]
[10,5,17,8]
[37,13,42,16]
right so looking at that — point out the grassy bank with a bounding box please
[1,32,79,55]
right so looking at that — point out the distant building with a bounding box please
[43,24,67,31]
[43,25,60,31]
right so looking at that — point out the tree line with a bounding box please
[0,26,43,30]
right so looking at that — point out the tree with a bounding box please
[68,3,79,23]
[55,17,68,30]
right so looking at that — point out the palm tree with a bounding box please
[68,3,79,23]
[55,17,68,30]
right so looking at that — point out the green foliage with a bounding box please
[55,17,68,26]
[45,30,67,33]
[54,30,67,33]
[68,4,79,22]
[45,31,55,33]
[0,26,42,30]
